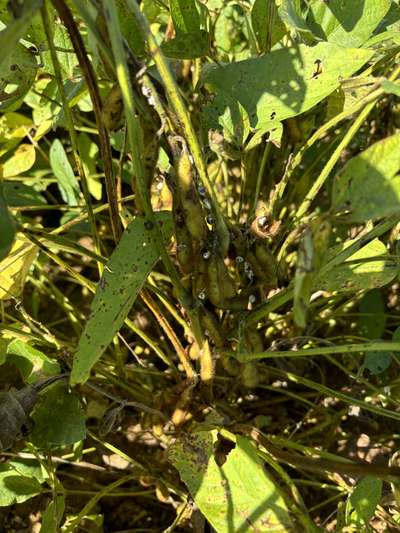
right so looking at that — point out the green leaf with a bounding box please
[307,0,391,48]
[70,213,173,385]
[358,290,386,340]
[251,0,286,53]
[347,476,382,526]
[278,0,315,41]
[170,0,200,34]
[2,143,36,177]
[40,495,65,533]
[77,133,101,200]
[332,134,400,222]
[0,0,42,72]
[0,458,47,507]
[363,349,392,375]
[0,42,38,111]
[161,30,210,59]
[6,339,60,383]
[169,432,294,532]
[49,139,81,206]
[3,182,47,207]
[0,111,32,156]
[0,233,37,299]
[201,42,372,146]
[381,79,400,97]
[0,186,15,261]
[214,3,250,59]
[114,0,145,56]
[30,382,86,449]
[315,238,398,293]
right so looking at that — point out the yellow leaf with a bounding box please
[0,234,37,300]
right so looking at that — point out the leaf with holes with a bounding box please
[315,238,399,293]
[0,43,37,111]
[332,134,400,222]
[169,432,294,532]
[70,213,173,385]
[201,42,372,146]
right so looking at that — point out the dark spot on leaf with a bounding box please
[144,220,154,230]
[132,264,138,272]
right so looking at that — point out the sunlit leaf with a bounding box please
[169,431,294,532]
[0,0,42,73]
[315,238,398,293]
[332,134,400,222]
[0,43,38,111]
[70,213,173,385]
[307,0,391,48]
[0,233,37,299]
[2,143,35,177]
[6,339,60,383]
[201,42,372,145]
[0,458,46,507]
[346,476,382,527]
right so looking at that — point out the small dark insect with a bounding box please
[311,59,323,79]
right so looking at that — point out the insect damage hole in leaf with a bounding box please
[169,431,294,532]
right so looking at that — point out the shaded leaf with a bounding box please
[0,186,15,261]
[202,42,372,145]
[0,234,37,300]
[3,182,47,207]
[2,143,36,177]
[358,290,386,340]
[30,382,86,448]
[307,0,391,48]
[332,134,400,222]
[363,350,392,375]
[70,213,173,385]
[315,238,398,293]
[49,139,81,206]
[251,0,286,53]
[40,494,65,533]
[169,431,294,532]
[0,376,66,451]
[170,0,201,33]
[162,30,210,59]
